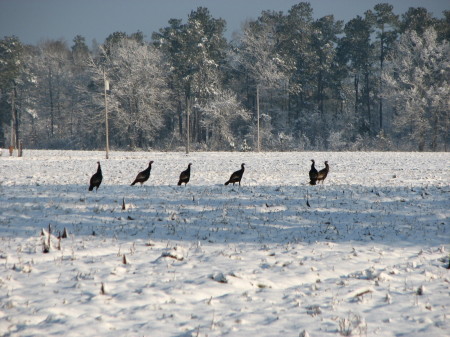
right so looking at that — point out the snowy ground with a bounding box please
[0,150,449,337]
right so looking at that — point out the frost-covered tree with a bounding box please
[66,49,107,150]
[186,8,228,144]
[400,7,436,36]
[383,27,449,150]
[278,3,342,147]
[311,15,343,116]
[107,39,171,149]
[0,36,24,148]
[338,15,375,135]
[198,89,250,150]
[278,2,315,125]
[7,44,41,148]
[436,10,450,42]
[236,10,291,148]
[153,7,227,147]
[71,35,90,65]
[2,4,448,152]
[365,3,399,131]
[279,3,315,94]
[151,18,186,141]
[238,12,287,87]
[29,39,74,147]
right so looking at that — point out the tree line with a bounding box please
[0,3,449,152]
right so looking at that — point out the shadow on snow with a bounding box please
[0,183,448,246]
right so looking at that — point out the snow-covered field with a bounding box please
[0,150,449,337]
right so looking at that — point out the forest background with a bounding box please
[1,3,449,152]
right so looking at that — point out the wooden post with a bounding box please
[256,84,260,152]
[104,69,110,159]
[10,88,16,151]
[186,96,190,154]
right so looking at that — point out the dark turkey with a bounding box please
[88,161,103,192]
[225,163,245,186]
[316,161,329,184]
[309,159,318,185]
[178,163,192,186]
[131,161,154,186]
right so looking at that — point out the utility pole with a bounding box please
[10,87,16,155]
[256,84,260,152]
[186,95,190,154]
[103,69,110,159]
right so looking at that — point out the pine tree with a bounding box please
[153,7,228,146]
[337,16,375,136]
[365,3,399,132]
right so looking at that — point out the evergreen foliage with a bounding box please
[0,3,448,151]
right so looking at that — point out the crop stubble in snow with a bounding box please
[0,150,449,337]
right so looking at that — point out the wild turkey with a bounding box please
[316,161,329,184]
[131,161,154,186]
[88,161,103,191]
[309,159,318,185]
[178,163,192,186]
[225,163,245,186]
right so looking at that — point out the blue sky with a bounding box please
[0,0,448,45]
